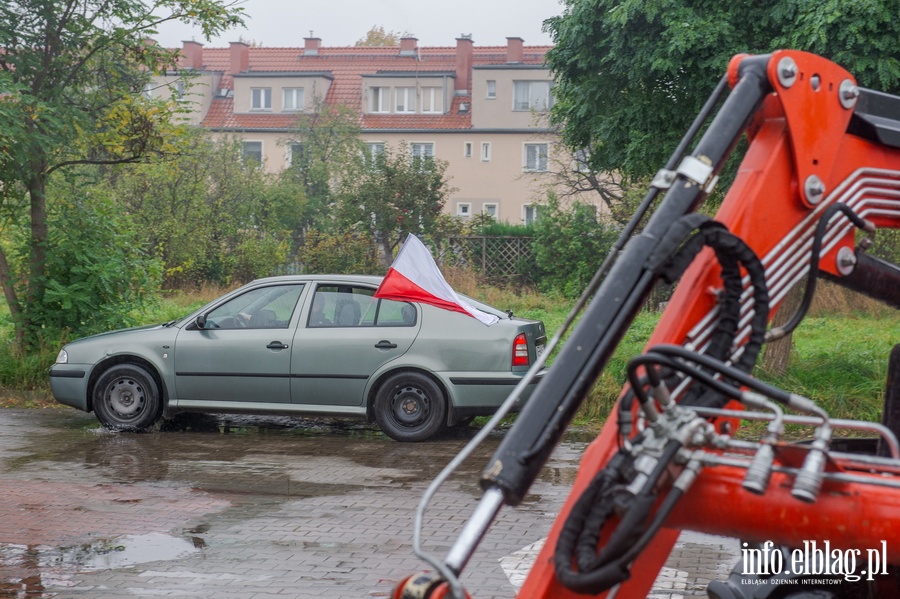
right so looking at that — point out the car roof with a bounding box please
[250,274,383,284]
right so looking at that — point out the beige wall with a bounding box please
[361,75,454,114]
[470,66,552,130]
[232,75,331,113]
[151,72,219,126]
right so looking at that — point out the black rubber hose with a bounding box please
[768,203,871,341]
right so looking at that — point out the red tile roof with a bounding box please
[184,43,550,131]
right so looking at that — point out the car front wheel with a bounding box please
[374,372,446,442]
[93,364,162,431]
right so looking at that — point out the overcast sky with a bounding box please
[153,0,565,48]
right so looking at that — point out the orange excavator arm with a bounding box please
[394,50,900,599]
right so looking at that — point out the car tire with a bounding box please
[93,364,162,431]
[374,372,446,442]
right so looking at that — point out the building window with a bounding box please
[464,142,473,158]
[573,148,591,173]
[421,87,442,113]
[283,87,304,111]
[370,87,390,113]
[524,204,539,226]
[524,143,549,172]
[411,143,434,160]
[486,80,496,99]
[483,203,498,218]
[481,142,491,162]
[457,203,471,217]
[396,87,416,113]
[174,80,185,99]
[287,142,304,167]
[366,142,385,158]
[513,81,552,111]
[142,82,153,99]
[251,87,272,110]
[242,141,263,165]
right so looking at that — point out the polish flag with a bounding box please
[375,235,499,325]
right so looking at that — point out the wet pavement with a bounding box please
[0,408,740,598]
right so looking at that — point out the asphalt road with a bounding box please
[0,408,740,598]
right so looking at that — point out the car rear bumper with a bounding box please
[443,369,545,410]
[48,365,90,411]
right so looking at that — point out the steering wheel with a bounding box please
[235,312,252,328]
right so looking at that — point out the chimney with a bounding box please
[228,41,249,74]
[506,37,524,63]
[454,35,474,95]
[181,40,204,69]
[304,37,321,56]
[399,36,418,57]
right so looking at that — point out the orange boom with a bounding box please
[394,50,900,599]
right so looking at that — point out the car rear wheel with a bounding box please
[93,364,162,431]
[374,372,446,442]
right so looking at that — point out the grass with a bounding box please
[2,277,897,438]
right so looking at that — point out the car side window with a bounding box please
[308,285,415,328]
[205,284,304,329]
[373,298,417,327]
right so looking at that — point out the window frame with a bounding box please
[410,142,435,160]
[282,87,305,112]
[395,87,416,113]
[420,87,442,113]
[481,142,491,162]
[486,80,497,99]
[287,142,304,167]
[369,86,390,113]
[242,140,263,165]
[513,80,552,112]
[251,87,273,111]
[524,143,549,172]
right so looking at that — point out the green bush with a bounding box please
[297,229,382,274]
[25,186,162,340]
[528,195,618,298]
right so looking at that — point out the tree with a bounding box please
[112,132,301,287]
[0,0,243,347]
[279,101,365,247]
[336,144,454,267]
[530,194,618,298]
[543,0,900,182]
[355,26,412,47]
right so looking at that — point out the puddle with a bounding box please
[2,533,198,573]
[0,533,200,596]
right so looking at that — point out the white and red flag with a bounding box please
[375,234,499,325]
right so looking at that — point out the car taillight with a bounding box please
[512,333,530,367]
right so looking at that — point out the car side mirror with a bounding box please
[196,313,208,329]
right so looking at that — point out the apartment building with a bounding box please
[155,36,590,224]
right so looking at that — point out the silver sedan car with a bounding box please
[49,275,547,441]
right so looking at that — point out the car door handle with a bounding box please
[374,340,398,349]
[266,341,289,350]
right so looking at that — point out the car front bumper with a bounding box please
[48,364,91,411]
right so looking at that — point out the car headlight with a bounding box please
[55,349,68,364]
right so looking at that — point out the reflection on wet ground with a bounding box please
[0,409,733,598]
[0,409,588,598]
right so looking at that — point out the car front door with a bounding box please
[291,284,420,406]
[173,283,305,404]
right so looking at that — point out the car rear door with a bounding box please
[290,283,420,406]
[173,283,305,404]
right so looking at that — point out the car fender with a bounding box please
[363,356,455,423]
[85,351,173,412]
